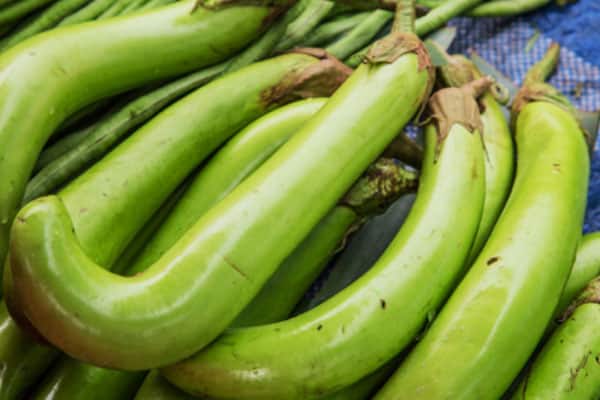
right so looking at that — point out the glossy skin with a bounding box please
[0,0,272,270]
[132,207,360,400]
[466,92,514,263]
[234,206,357,326]
[135,371,196,400]
[2,54,320,400]
[161,119,485,399]
[9,52,429,370]
[4,53,322,391]
[31,358,146,400]
[512,300,600,399]
[0,303,55,400]
[557,233,600,314]
[375,102,590,400]
[57,54,320,268]
[128,98,328,274]
[29,99,329,400]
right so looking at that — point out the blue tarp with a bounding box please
[448,0,600,232]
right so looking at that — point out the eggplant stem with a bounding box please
[392,0,415,33]
[463,76,495,99]
[524,43,560,85]
[415,0,483,36]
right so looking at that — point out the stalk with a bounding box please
[325,9,392,60]
[524,42,560,85]
[417,0,483,35]
[345,0,483,67]
[97,0,129,19]
[34,123,98,173]
[0,0,56,26]
[9,50,351,370]
[25,0,310,202]
[393,0,415,33]
[161,79,483,398]
[58,0,117,26]
[119,0,151,15]
[274,0,334,51]
[301,12,371,47]
[418,0,553,17]
[23,64,225,203]
[139,0,177,10]
[0,0,90,51]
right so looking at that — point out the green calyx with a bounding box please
[512,43,574,118]
[342,158,418,216]
[511,44,589,144]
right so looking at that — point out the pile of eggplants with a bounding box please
[0,0,598,399]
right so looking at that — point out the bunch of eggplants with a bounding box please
[0,0,598,399]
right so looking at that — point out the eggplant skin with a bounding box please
[375,101,590,400]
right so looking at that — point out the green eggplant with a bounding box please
[160,77,487,399]
[439,53,514,263]
[374,43,590,400]
[31,358,145,400]
[512,276,600,400]
[6,51,346,390]
[0,0,277,272]
[557,232,600,315]
[8,29,425,370]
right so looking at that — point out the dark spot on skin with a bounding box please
[472,162,478,180]
[595,355,600,365]
[569,352,591,391]
[317,324,323,331]
[222,256,249,280]
[341,325,346,334]
[79,208,88,214]
[380,299,387,309]
[16,216,25,224]
[487,256,500,266]
[553,163,561,173]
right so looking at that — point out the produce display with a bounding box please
[0,0,598,399]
